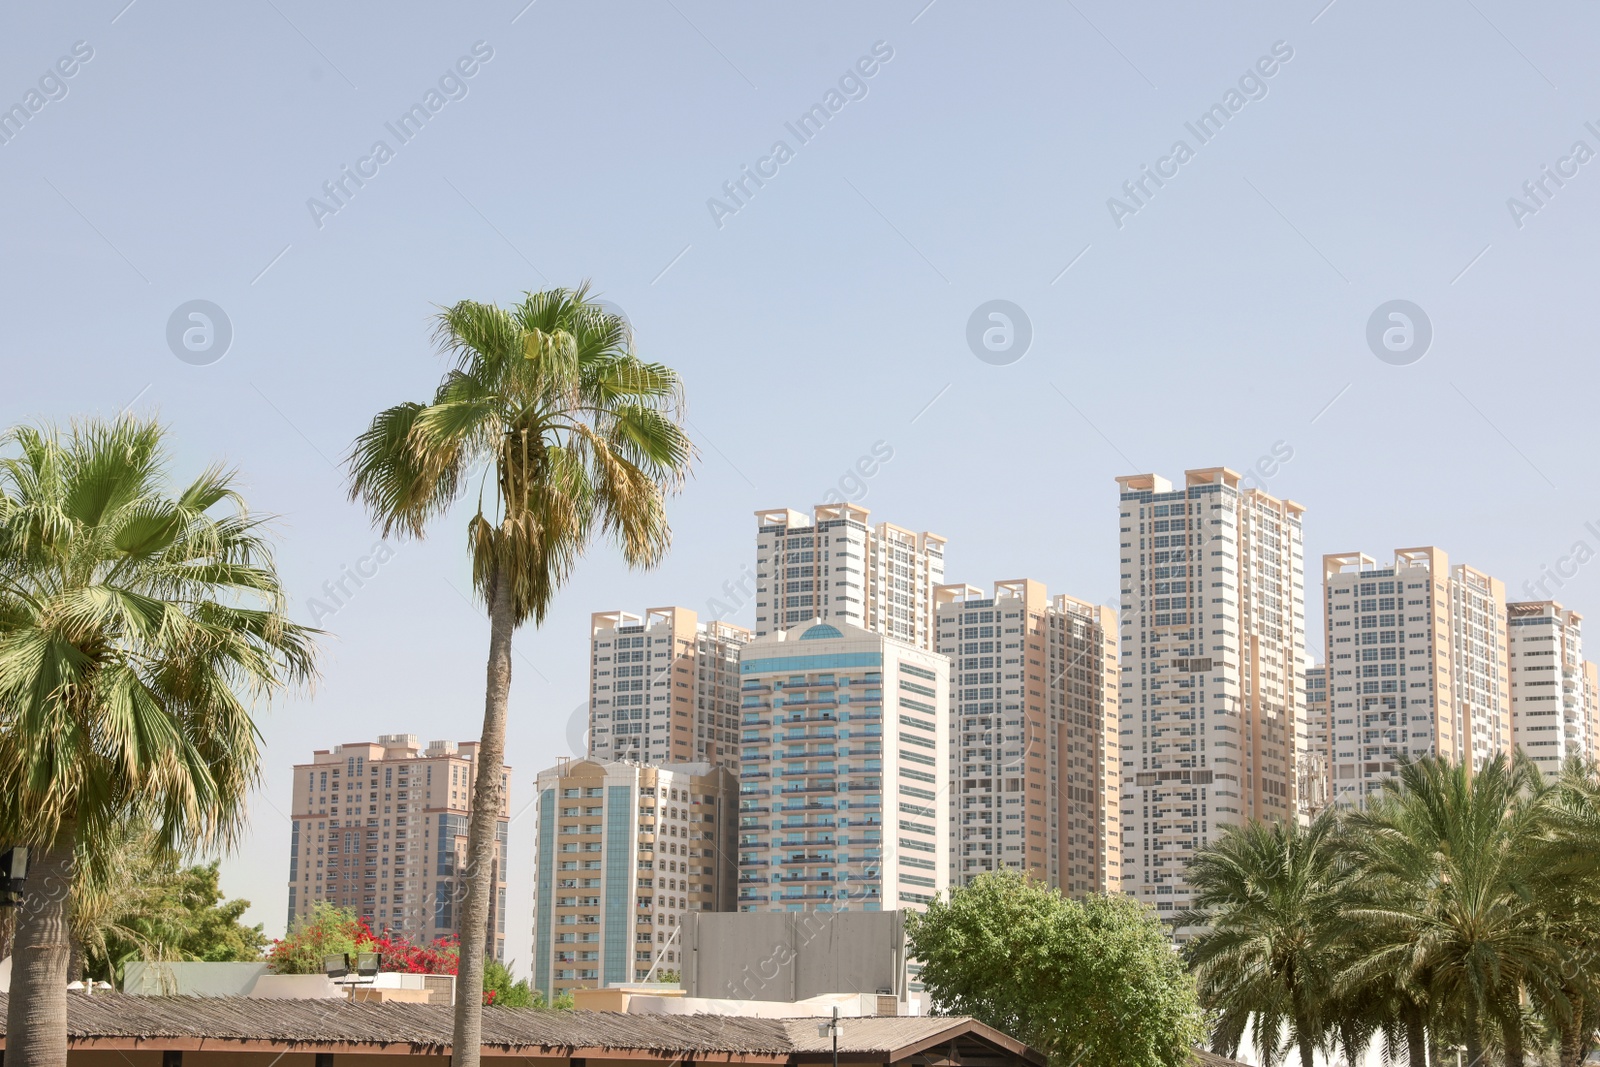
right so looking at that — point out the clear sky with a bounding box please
[5,0,1599,972]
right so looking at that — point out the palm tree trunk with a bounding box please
[1500,1007,1524,1067]
[1465,1032,1484,1067]
[451,563,515,1067]
[1298,1033,1315,1067]
[1405,1009,1427,1067]
[1561,992,1585,1067]
[5,835,77,1067]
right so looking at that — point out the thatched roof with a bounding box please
[1193,1049,1256,1067]
[0,994,1044,1064]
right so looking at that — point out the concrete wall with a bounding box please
[123,961,272,996]
[683,910,905,1003]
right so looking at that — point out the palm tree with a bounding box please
[1323,889,1424,1067]
[1342,755,1562,1067]
[68,819,185,985]
[1183,807,1350,1067]
[347,286,693,1067]
[0,418,317,1067]
[1531,758,1600,1067]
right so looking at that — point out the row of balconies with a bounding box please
[777,711,849,726]
[775,853,834,866]
[780,725,839,739]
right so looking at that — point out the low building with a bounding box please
[681,909,911,1006]
[570,987,907,1017]
[0,994,1046,1067]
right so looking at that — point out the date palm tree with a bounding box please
[1184,808,1351,1067]
[347,286,693,1067]
[0,418,317,1067]
[1342,755,1562,1067]
[1530,758,1600,1067]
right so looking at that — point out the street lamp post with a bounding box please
[817,1006,842,1067]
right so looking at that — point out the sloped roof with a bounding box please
[0,994,1044,1064]
[1193,1049,1255,1067]
[781,1015,1037,1059]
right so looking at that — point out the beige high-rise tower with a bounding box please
[1322,548,1509,805]
[1117,468,1306,924]
[287,735,510,960]
[935,580,1120,895]
[1507,601,1590,777]
[587,607,748,771]
[529,758,737,996]
[754,504,946,651]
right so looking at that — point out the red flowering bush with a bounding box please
[267,903,374,974]
[268,903,458,975]
[372,930,458,975]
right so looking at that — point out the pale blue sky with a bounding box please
[5,0,1599,969]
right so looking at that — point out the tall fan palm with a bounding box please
[347,286,693,1067]
[0,418,318,1067]
[1342,755,1561,1067]
[1183,808,1350,1067]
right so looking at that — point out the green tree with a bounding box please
[68,819,264,985]
[69,820,188,984]
[907,870,1204,1067]
[525,987,575,1010]
[169,862,268,963]
[0,418,318,1067]
[483,959,537,1007]
[348,286,693,1067]
[267,902,370,975]
[1183,808,1351,1067]
[1528,758,1600,1067]
[1342,755,1563,1067]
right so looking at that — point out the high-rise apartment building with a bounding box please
[1298,665,1330,817]
[934,580,1120,894]
[1587,659,1600,758]
[1116,468,1306,921]
[587,607,749,771]
[288,735,510,959]
[1322,548,1510,805]
[736,619,951,914]
[530,758,738,997]
[1587,661,1600,759]
[754,504,946,651]
[1507,601,1589,777]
